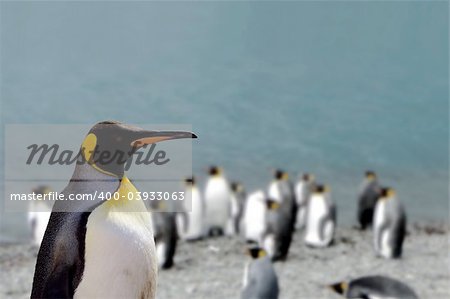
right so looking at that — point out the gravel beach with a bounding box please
[1,223,448,299]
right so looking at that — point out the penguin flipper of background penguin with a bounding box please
[391,210,407,258]
[31,178,120,298]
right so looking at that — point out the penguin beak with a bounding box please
[131,131,197,148]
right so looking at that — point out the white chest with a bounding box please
[74,199,157,299]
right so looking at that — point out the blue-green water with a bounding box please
[1,2,448,239]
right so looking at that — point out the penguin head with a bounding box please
[231,182,243,193]
[208,166,222,176]
[329,282,348,296]
[302,173,314,182]
[32,185,52,195]
[184,176,196,186]
[313,184,330,194]
[246,246,267,259]
[365,170,377,180]
[274,169,289,180]
[265,198,280,210]
[81,121,197,178]
[380,187,395,200]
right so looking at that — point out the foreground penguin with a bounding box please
[27,186,52,248]
[31,121,196,298]
[294,173,316,230]
[151,201,178,270]
[241,246,279,299]
[357,171,381,230]
[204,166,231,236]
[373,187,406,259]
[305,184,336,247]
[177,177,205,241]
[263,199,293,261]
[329,275,418,298]
[230,182,246,235]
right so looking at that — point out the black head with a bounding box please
[246,246,266,259]
[380,187,395,198]
[314,184,329,194]
[81,121,197,178]
[231,182,242,192]
[365,170,376,179]
[265,198,280,210]
[274,169,288,180]
[329,282,348,296]
[302,173,313,181]
[209,166,220,176]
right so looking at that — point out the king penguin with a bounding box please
[243,190,267,245]
[263,198,293,261]
[241,246,279,299]
[230,182,246,236]
[31,121,197,298]
[329,275,418,298]
[357,171,381,230]
[294,173,316,230]
[151,201,178,270]
[373,187,406,259]
[28,186,53,248]
[177,177,205,241]
[304,184,336,248]
[204,166,232,236]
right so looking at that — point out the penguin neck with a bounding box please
[71,161,121,183]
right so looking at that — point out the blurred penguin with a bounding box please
[268,170,296,218]
[305,184,336,247]
[204,166,232,236]
[329,275,418,299]
[151,201,178,269]
[27,186,52,248]
[243,190,267,245]
[177,177,205,241]
[357,171,381,230]
[241,246,279,299]
[230,182,246,236]
[294,173,316,230]
[263,198,294,261]
[373,187,406,259]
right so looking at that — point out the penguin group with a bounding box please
[29,121,415,299]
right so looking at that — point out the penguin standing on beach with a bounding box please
[177,177,205,241]
[263,198,293,261]
[204,166,232,236]
[230,182,246,235]
[357,171,381,230]
[31,121,196,298]
[304,184,336,247]
[294,173,316,230]
[27,186,52,248]
[151,201,178,270]
[373,187,406,259]
[329,275,418,298]
[241,246,279,299]
[243,190,267,245]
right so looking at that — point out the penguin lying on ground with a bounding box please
[329,275,418,298]
[204,166,232,236]
[357,171,381,230]
[31,121,196,299]
[294,173,315,230]
[373,187,406,259]
[241,246,279,299]
[305,184,336,247]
